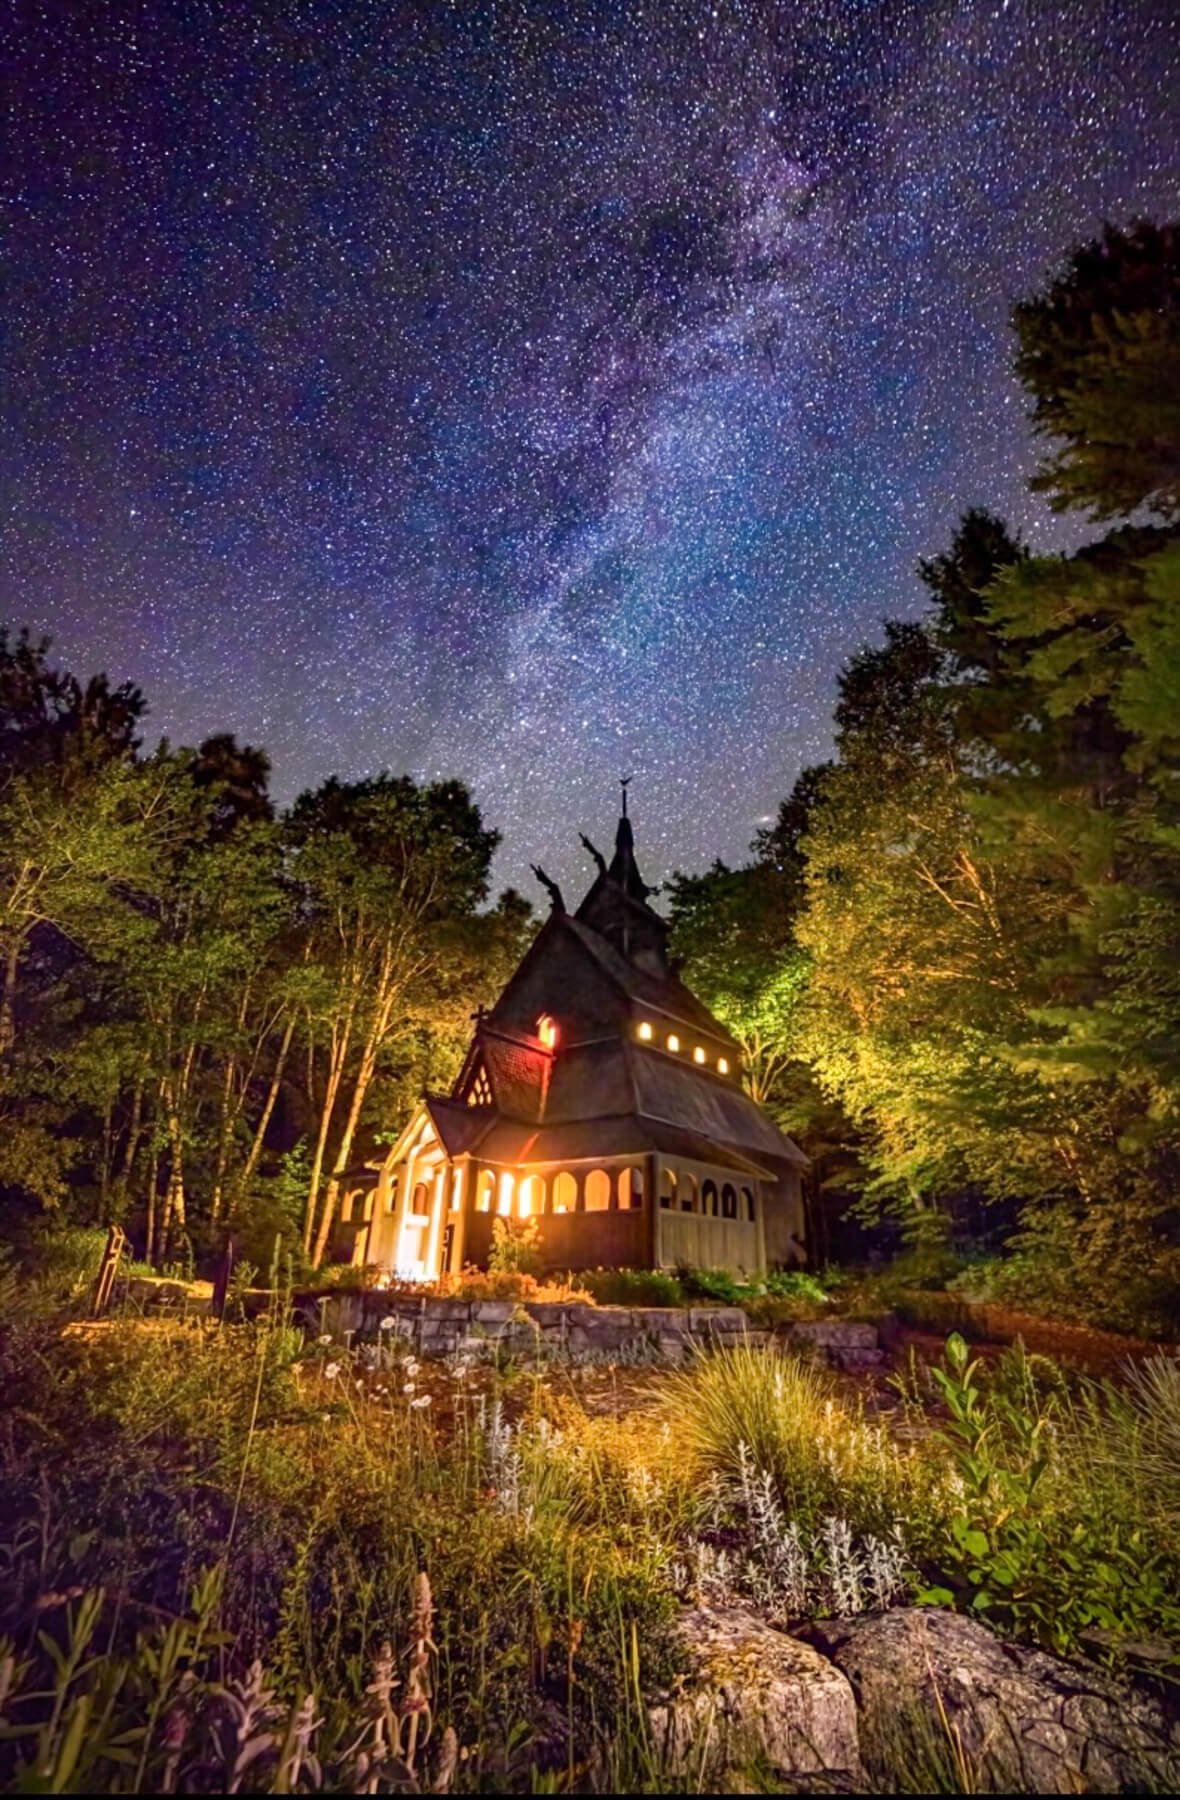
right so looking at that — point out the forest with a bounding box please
[2,218,1179,1337]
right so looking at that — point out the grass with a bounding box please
[1,1245,1179,1791]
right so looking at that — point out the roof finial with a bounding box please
[620,773,632,818]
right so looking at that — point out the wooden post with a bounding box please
[91,1224,127,1316]
[647,1153,662,1268]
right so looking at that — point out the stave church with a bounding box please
[338,794,807,1280]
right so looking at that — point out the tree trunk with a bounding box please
[145,1146,160,1265]
[0,931,22,1057]
[304,1017,353,1256]
[313,1037,380,1268]
[114,1078,145,1215]
[232,1012,296,1214]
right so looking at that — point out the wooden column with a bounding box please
[647,1152,662,1268]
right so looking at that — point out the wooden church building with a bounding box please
[347,798,807,1281]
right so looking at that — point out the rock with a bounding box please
[649,1605,862,1785]
[788,1319,878,1351]
[807,1607,1180,1795]
[688,1306,750,1336]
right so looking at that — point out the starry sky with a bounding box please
[4,1,1178,897]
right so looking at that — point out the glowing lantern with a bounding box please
[537,1013,557,1049]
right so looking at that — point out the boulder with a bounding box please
[806,1607,1180,1795]
[649,1605,862,1785]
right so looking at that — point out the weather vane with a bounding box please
[620,773,632,817]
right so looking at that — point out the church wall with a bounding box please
[464,1205,646,1272]
[760,1169,807,1267]
[656,1208,761,1278]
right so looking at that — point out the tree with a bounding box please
[1014,218,1180,520]
[287,775,502,1265]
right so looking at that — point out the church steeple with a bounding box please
[573,782,669,973]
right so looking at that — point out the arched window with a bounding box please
[742,1186,756,1222]
[658,1166,678,1210]
[518,1174,545,1216]
[411,1181,430,1218]
[585,1169,612,1211]
[553,1171,578,1213]
[450,1168,463,1212]
[497,1171,515,1215]
[683,1174,699,1214]
[386,1176,400,1215]
[702,1179,719,1217]
[475,1170,495,1213]
[722,1183,738,1219]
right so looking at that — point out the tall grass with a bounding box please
[658,1341,943,1541]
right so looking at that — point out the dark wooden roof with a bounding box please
[423,803,807,1182]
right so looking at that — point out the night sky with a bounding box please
[4,2,1178,896]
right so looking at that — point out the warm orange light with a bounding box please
[637,1021,653,1041]
[537,1013,557,1049]
[718,1056,730,1075]
[667,1033,680,1052]
[693,1046,706,1064]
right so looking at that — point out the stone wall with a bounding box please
[299,1288,882,1366]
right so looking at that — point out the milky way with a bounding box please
[3,1,1178,895]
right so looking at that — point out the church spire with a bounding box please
[607,776,650,902]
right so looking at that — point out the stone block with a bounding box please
[788,1319,879,1351]
[470,1301,514,1326]
[650,1605,862,1784]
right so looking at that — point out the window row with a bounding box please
[658,1170,755,1221]
[635,1020,731,1074]
[474,1166,643,1215]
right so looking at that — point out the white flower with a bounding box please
[402,1382,416,1395]
[411,1394,433,1409]
[324,1362,340,1380]
[404,1359,420,1376]
[380,1315,396,1331]
[318,1333,332,1345]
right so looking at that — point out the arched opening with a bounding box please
[411,1181,431,1218]
[702,1179,719,1217]
[386,1176,400,1215]
[497,1171,515,1215]
[617,1166,643,1209]
[518,1174,545,1216]
[683,1173,699,1214]
[475,1170,495,1213]
[721,1183,737,1219]
[742,1186,756,1222]
[658,1166,678,1210]
[450,1168,463,1212]
[553,1170,577,1214]
[584,1168,612,1211]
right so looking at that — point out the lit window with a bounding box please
[693,1046,706,1064]
[537,1013,557,1049]
[667,1033,680,1053]
[718,1057,730,1075]
[637,1021,653,1041]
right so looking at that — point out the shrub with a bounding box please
[488,1212,543,1276]
[921,1334,1180,1661]
[576,1266,686,1307]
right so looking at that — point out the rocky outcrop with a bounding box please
[806,1607,1180,1794]
[649,1604,862,1786]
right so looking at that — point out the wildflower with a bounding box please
[380,1315,396,1331]
[317,1333,332,1345]
[324,1362,340,1380]
[411,1394,432,1409]
[403,1382,416,1395]
[404,1358,420,1376]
